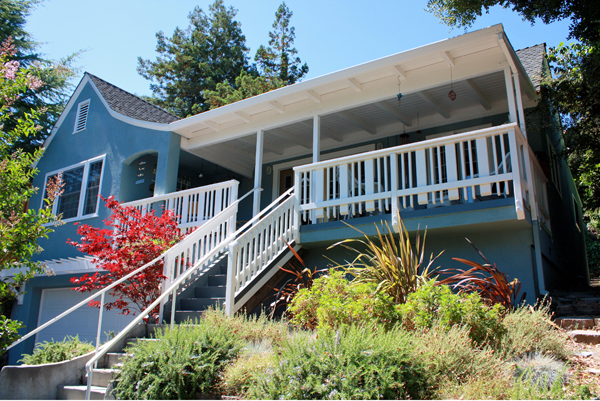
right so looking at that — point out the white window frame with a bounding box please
[41,155,106,223]
[73,99,90,134]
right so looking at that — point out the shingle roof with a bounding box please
[87,73,179,124]
[515,43,546,90]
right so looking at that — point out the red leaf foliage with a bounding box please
[68,196,184,322]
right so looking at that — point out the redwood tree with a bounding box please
[69,196,184,322]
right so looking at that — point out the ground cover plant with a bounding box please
[18,335,94,365]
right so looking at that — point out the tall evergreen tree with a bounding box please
[137,0,249,117]
[0,0,78,154]
[255,2,308,85]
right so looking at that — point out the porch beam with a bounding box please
[464,79,491,110]
[306,90,321,103]
[238,136,284,155]
[418,90,450,119]
[339,111,377,135]
[347,78,362,92]
[203,120,221,131]
[393,65,407,80]
[269,127,311,149]
[269,101,285,114]
[253,130,264,217]
[441,51,455,67]
[299,121,344,142]
[374,101,412,126]
[234,111,251,123]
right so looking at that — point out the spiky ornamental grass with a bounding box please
[328,214,443,304]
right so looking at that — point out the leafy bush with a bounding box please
[288,270,399,330]
[112,321,243,400]
[397,280,505,346]
[498,301,569,360]
[247,325,432,400]
[19,335,94,365]
[329,215,442,304]
[0,315,22,355]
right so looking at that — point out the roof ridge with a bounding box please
[85,72,179,123]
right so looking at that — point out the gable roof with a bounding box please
[87,73,179,124]
[515,43,546,90]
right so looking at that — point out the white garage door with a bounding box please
[35,288,135,346]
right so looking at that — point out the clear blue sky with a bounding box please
[26,0,574,97]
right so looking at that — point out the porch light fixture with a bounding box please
[397,77,403,106]
[448,66,457,101]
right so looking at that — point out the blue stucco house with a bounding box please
[4,24,588,364]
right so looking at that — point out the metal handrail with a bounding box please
[84,186,265,399]
[6,186,257,354]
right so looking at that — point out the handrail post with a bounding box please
[158,252,171,324]
[507,128,526,220]
[93,292,105,368]
[170,285,177,329]
[389,153,399,232]
[225,241,237,316]
[293,171,301,243]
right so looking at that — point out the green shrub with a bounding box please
[1,315,22,355]
[112,321,243,400]
[410,322,505,389]
[398,280,505,346]
[19,335,94,365]
[288,270,399,330]
[202,307,288,345]
[498,301,569,360]
[247,325,432,400]
[220,341,275,397]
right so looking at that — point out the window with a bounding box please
[74,99,90,133]
[547,136,562,195]
[42,156,105,221]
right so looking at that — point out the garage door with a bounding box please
[35,288,135,346]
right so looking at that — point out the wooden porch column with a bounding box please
[253,130,264,218]
[513,72,528,138]
[312,115,322,222]
[503,66,518,125]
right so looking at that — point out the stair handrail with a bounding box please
[84,187,271,399]
[5,186,258,354]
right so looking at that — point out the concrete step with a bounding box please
[175,310,204,323]
[569,330,600,345]
[208,274,227,286]
[91,368,119,387]
[100,352,130,369]
[57,385,105,400]
[180,297,224,310]
[195,285,226,298]
[125,337,159,347]
[555,316,600,330]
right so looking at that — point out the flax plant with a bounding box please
[328,214,443,304]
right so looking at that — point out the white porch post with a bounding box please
[312,115,321,223]
[503,66,518,125]
[253,130,264,218]
[513,73,528,138]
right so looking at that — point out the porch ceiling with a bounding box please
[178,25,539,178]
[186,69,522,178]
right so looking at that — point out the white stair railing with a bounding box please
[122,179,239,229]
[225,187,296,315]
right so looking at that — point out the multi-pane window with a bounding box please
[42,156,105,221]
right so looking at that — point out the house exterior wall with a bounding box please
[30,81,180,262]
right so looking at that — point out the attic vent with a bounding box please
[74,99,90,133]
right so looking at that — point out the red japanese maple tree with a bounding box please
[69,196,184,322]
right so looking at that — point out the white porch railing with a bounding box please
[122,179,239,229]
[293,123,549,230]
[225,187,296,315]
